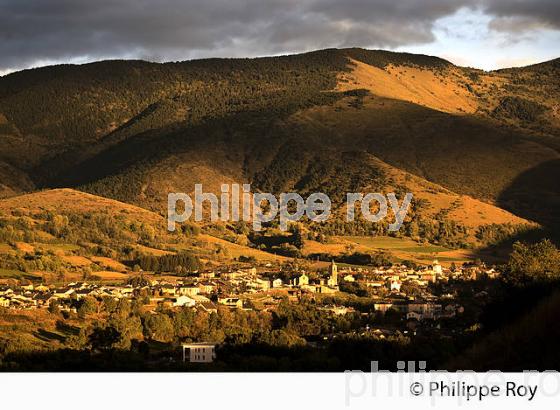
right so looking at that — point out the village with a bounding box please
[0,258,498,323]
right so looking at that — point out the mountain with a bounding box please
[0,48,558,249]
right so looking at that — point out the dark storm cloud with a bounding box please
[0,0,558,72]
[483,0,560,32]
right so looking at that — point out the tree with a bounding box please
[82,266,92,281]
[77,297,98,318]
[48,300,60,315]
[400,283,423,298]
[88,326,121,350]
[143,313,175,342]
[289,224,305,249]
[109,314,143,349]
[503,240,560,287]
[102,297,118,313]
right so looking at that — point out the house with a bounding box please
[0,287,13,296]
[74,288,95,300]
[406,311,423,320]
[182,342,216,363]
[364,280,384,288]
[160,284,177,296]
[374,302,393,313]
[293,273,309,287]
[172,295,196,307]
[254,278,270,291]
[420,272,436,283]
[221,271,242,280]
[35,284,50,293]
[198,282,217,294]
[317,285,337,294]
[272,278,283,288]
[286,289,300,302]
[11,294,37,309]
[122,286,135,294]
[300,284,317,293]
[54,288,75,299]
[389,279,402,292]
[33,293,55,307]
[407,302,441,319]
[218,297,243,308]
[247,278,270,291]
[191,294,211,303]
[200,271,216,279]
[442,304,458,318]
[178,286,200,296]
[343,274,355,282]
[0,297,10,308]
[485,268,500,279]
[91,287,112,298]
[199,301,218,314]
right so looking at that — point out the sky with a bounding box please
[1,0,559,75]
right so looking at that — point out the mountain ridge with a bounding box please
[3,48,560,80]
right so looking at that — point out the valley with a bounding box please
[0,48,559,371]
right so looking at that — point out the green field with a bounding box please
[415,255,469,262]
[0,269,40,281]
[342,236,449,253]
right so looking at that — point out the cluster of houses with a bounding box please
[0,259,494,322]
[286,259,492,321]
[339,259,499,290]
[0,279,214,312]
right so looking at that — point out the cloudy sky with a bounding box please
[1,0,559,75]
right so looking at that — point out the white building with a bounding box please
[254,278,270,291]
[389,279,402,292]
[178,286,200,296]
[173,296,196,307]
[293,273,309,287]
[182,343,217,363]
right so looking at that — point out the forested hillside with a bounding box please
[0,48,559,243]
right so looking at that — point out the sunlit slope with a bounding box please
[338,58,478,114]
[0,189,283,268]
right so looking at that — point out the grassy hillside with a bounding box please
[0,189,283,283]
